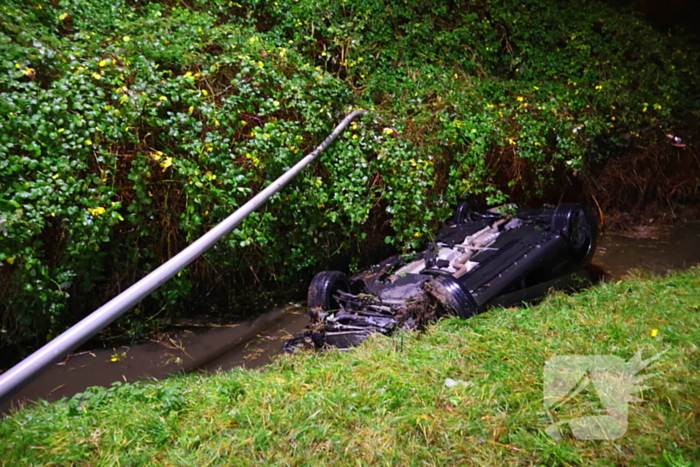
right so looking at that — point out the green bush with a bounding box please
[1,0,698,351]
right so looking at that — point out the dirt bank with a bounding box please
[586,122,700,230]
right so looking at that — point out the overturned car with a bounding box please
[285,202,597,351]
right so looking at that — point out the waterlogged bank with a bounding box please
[0,268,698,466]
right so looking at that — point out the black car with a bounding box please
[285,202,597,351]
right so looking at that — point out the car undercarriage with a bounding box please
[285,202,597,351]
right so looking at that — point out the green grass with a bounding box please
[2,268,699,466]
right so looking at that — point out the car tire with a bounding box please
[307,270,351,311]
[426,275,478,319]
[449,199,479,225]
[551,203,596,265]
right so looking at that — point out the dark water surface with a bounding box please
[1,306,310,414]
[2,222,699,415]
[594,221,700,277]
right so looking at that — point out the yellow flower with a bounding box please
[85,139,93,145]
[651,329,659,337]
[159,157,173,170]
[516,96,524,102]
[595,85,603,90]
[58,12,68,21]
[88,207,106,216]
[122,35,131,42]
[98,59,108,67]
[159,95,168,101]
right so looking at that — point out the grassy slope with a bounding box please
[1,269,699,466]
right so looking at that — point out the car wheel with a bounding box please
[307,270,351,311]
[449,199,478,225]
[425,275,478,319]
[551,203,596,265]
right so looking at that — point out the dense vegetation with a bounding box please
[1,269,698,465]
[1,0,699,351]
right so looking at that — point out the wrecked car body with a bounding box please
[285,202,597,351]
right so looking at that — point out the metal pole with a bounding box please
[0,109,367,404]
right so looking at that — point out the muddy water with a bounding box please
[1,306,310,414]
[593,222,700,277]
[2,222,699,415]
